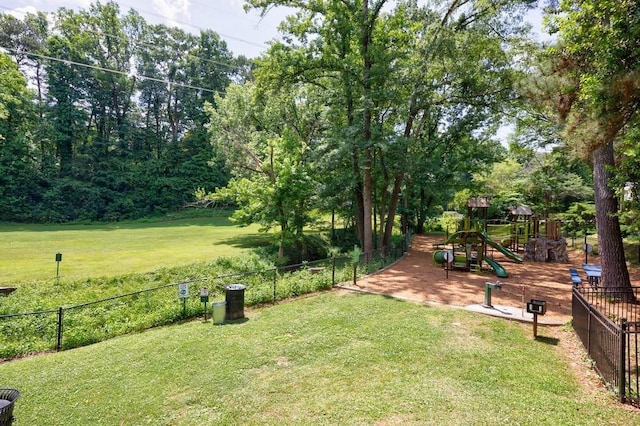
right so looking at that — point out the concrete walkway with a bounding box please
[465,303,566,325]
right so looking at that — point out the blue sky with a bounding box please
[1,1,549,58]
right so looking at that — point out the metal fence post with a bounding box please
[273,268,277,304]
[56,307,64,351]
[332,257,336,286]
[620,318,627,403]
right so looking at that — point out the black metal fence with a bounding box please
[572,286,640,406]
[1,239,409,360]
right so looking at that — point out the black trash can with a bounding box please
[225,284,246,320]
[0,388,20,426]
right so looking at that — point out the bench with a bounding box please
[569,268,582,286]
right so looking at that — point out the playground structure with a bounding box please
[434,229,522,278]
[433,198,568,277]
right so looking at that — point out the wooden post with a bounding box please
[533,313,538,338]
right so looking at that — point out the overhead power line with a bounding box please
[1,46,224,95]
[0,5,253,70]
[95,1,268,50]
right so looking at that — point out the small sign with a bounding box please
[443,251,454,262]
[55,253,62,262]
[583,244,593,253]
[526,299,547,315]
[200,287,209,303]
[178,283,189,299]
[353,245,362,263]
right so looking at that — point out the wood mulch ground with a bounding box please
[338,234,640,413]
[349,234,586,323]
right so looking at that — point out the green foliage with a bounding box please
[558,202,596,237]
[439,211,464,234]
[258,233,330,266]
[0,3,237,222]
[470,146,593,219]
[538,0,639,289]
[613,127,640,238]
[205,82,323,253]
[246,0,534,248]
[0,52,38,221]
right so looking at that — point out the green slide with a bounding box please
[444,230,523,263]
[484,257,508,278]
[480,231,523,263]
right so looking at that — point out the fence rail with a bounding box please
[1,239,408,360]
[572,286,640,406]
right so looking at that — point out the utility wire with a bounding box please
[0,2,267,59]
[112,1,268,50]
[1,45,224,95]
[0,5,251,71]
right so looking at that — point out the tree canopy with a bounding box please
[524,0,640,292]
[0,2,239,221]
[5,0,640,279]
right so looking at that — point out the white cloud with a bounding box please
[5,5,38,18]
[152,0,191,28]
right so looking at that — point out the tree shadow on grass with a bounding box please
[217,234,273,249]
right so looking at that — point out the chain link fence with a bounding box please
[1,239,408,360]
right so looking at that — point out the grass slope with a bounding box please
[0,213,268,286]
[2,292,635,425]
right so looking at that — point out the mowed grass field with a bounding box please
[1,215,638,423]
[0,212,270,286]
[2,292,637,425]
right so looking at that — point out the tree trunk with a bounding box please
[417,187,426,234]
[383,173,402,253]
[593,142,633,299]
[362,148,374,257]
[353,149,364,245]
[361,0,374,257]
[383,93,418,250]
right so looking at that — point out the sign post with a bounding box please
[583,243,593,265]
[178,283,189,317]
[526,299,547,338]
[353,246,361,286]
[200,287,209,322]
[55,253,62,281]
[443,251,453,279]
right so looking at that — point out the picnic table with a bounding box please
[569,268,582,286]
[582,264,601,287]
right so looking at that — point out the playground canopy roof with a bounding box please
[467,197,490,208]
[510,206,533,216]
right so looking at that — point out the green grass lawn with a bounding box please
[2,291,635,425]
[0,212,269,286]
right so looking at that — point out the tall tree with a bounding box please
[205,83,324,258]
[0,53,37,221]
[248,0,534,254]
[540,0,640,293]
